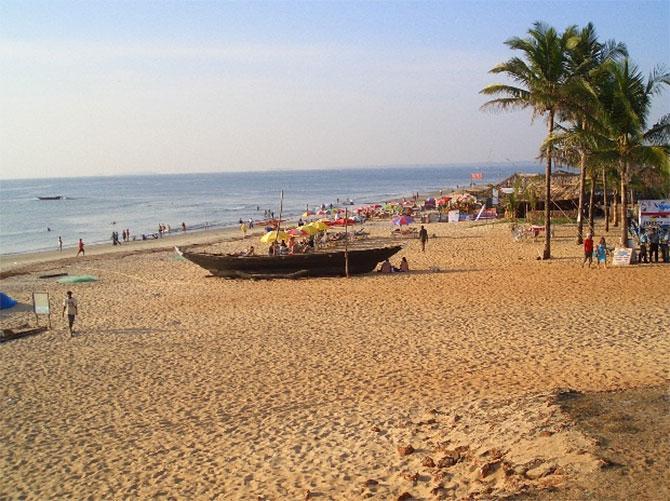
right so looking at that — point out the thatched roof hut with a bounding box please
[495,171,581,215]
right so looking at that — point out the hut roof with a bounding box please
[496,171,580,201]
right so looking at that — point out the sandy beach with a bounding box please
[1,219,668,499]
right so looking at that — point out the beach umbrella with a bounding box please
[392,215,413,226]
[316,209,328,216]
[311,221,329,231]
[260,230,289,244]
[331,217,356,226]
[302,210,315,218]
[287,227,308,236]
[298,224,320,235]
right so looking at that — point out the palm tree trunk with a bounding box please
[543,110,554,260]
[620,160,628,246]
[576,150,587,244]
[613,188,619,227]
[602,166,609,233]
[588,170,596,236]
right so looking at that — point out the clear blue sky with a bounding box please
[1,0,668,179]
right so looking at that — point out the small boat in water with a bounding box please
[177,244,402,279]
[37,195,63,200]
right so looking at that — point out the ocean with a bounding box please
[0,164,541,255]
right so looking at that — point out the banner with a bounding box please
[471,172,483,180]
[639,199,670,227]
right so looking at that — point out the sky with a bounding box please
[0,0,668,179]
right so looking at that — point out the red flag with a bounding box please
[471,172,483,180]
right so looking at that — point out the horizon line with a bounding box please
[1,160,547,182]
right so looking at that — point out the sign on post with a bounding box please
[612,247,633,266]
[32,292,51,328]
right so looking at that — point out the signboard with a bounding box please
[612,247,633,266]
[500,187,515,195]
[491,188,499,206]
[448,210,460,223]
[32,292,52,327]
[33,292,50,315]
[639,199,670,227]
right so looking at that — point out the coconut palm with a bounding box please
[596,60,670,245]
[481,22,579,259]
[562,24,627,243]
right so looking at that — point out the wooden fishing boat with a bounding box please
[176,245,402,278]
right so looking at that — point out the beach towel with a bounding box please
[57,275,98,284]
[0,292,17,309]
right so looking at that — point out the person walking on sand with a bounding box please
[582,233,594,268]
[419,225,428,252]
[596,237,608,269]
[62,291,78,336]
[76,238,85,256]
[58,236,63,252]
[240,222,248,239]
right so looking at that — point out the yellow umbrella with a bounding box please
[311,221,329,231]
[299,224,320,235]
[260,230,289,244]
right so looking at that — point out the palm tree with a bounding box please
[596,60,670,245]
[481,22,579,259]
[562,24,627,244]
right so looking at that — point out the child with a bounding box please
[596,237,608,269]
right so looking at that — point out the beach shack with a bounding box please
[495,171,581,218]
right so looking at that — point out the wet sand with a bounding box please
[1,219,668,499]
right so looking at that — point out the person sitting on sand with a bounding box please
[378,258,392,273]
[398,256,409,272]
[278,240,289,255]
[244,246,255,257]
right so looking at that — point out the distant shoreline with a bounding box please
[0,164,545,256]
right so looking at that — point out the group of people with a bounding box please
[638,226,670,263]
[379,257,410,273]
[111,228,133,245]
[268,238,312,256]
[157,223,170,237]
[582,234,609,269]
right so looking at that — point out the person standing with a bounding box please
[76,238,85,256]
[419,225,428,252]
[582,233,594,268]
[648,227,659,263]
[58,236,63,252]
[661,228,669,263]
[596,237,608,269]
[638,229,648,263]
[62,291,78,336]
[240,222,248,239]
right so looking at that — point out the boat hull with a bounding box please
[180,245,402,278]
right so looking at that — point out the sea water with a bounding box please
[0,164,542,255]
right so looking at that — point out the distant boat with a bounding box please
[37,196,63,200]
[177,244,402,279]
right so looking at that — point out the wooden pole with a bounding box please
[276,190,284,237]
[344,208,350,278]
